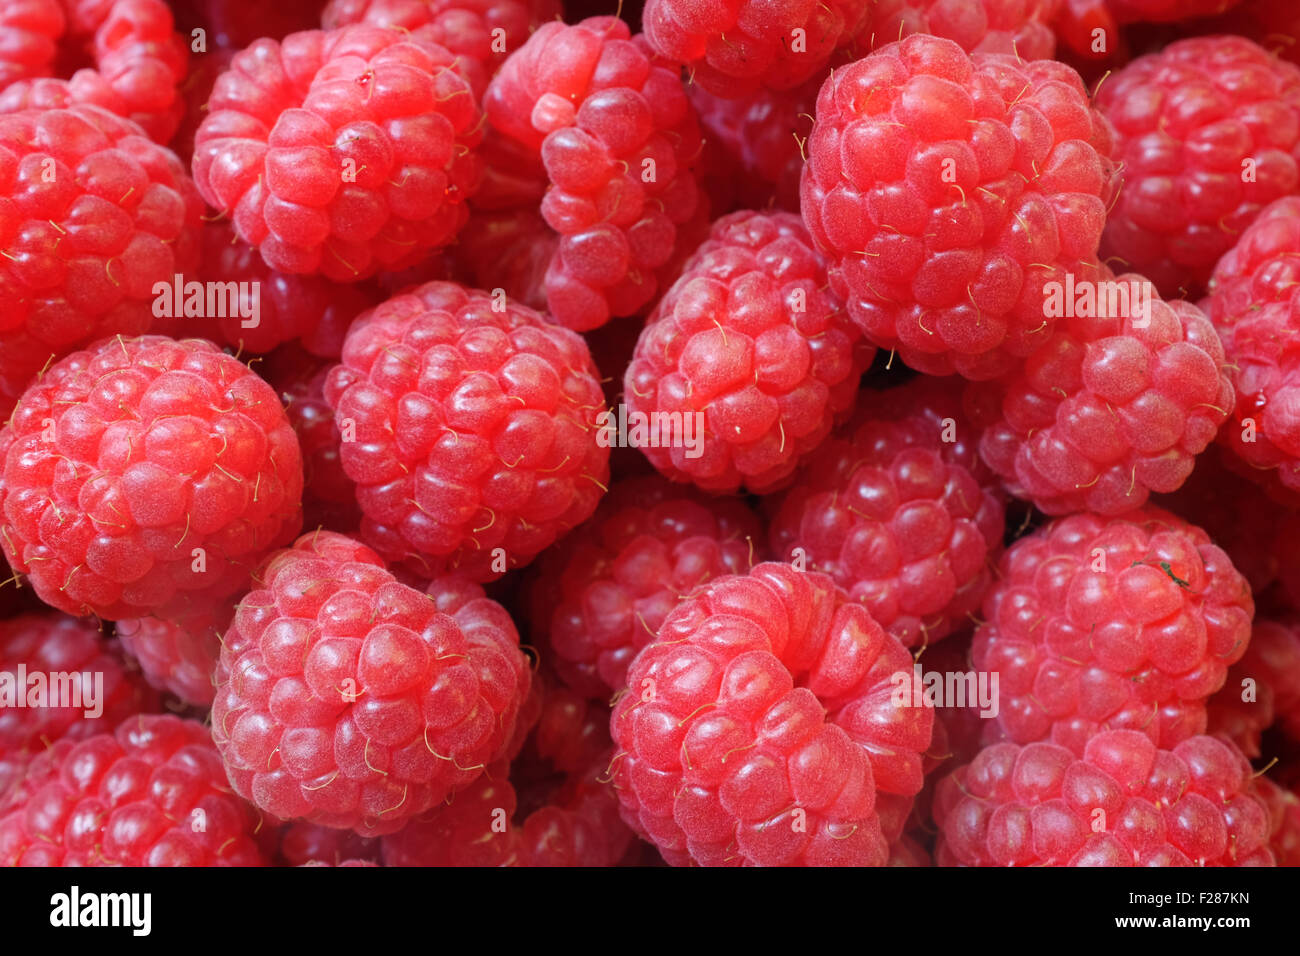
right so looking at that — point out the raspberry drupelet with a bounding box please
[114,600,232,707]
[0,0,64,91]
[1207,617,1300,758]
[0,334,303,621]
[191,25,484,281]
[323,281,610,582]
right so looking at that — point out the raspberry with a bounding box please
[0,0,64,91]
[528,475,761,699]
[0,104,202,411]
[323,281,610,581]
[1207,618,1300,759]
[212,532,532,836]
[191,25,484,282]
[611,561,934,866]
[972,507,1254,755]
[768,375,1006,649]
[934,731,1274,865]
[871,0,1061,60]
[1256,776,1300,866]
[0,713,268,865]
[640,0,869,97]
[277,819,381,866]
[114,600,232,706]
[1095,36,1300,299]
[381,758,519,865]
[0,612,158,799]
[513,754,632,866]
[1055,1,1244,61]
[480,17,707,331]
[967,267,1232,515]
[1214,0,1300,69]
[625,210,870,493]
[0,334,303,620]
[322,0,563,98]
[0,0,190,143]
[801,35,1118,380]
[1202,196,1300,491]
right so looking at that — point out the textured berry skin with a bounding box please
[1208,618,1300,758]
[1256,776,1300,866]
[212,532,532,837]
[0,0,63,91]
[972,508,1254,756]
[611,562,934,866]
[278,819,381,865]
[801,35,1118,380]
[769,375,1006,648]
[529,475,761,699]
[625,210,870,493]
[934,731,1274,866]
[381,758,518,865]
[480,18,706,331]
[874,0,1060,60]
[0,104,202,410]
[114,601,231,707]
[0,612,158,799]
[1095,36,1300,299]
[0,335,303,621]
[324,281,610,581]
[640,0,869,97]
[322,0,562,97]
[192,25,484,282]
[1203,197,1300,492]
[0,714,268,865]
[968,269,1232,515]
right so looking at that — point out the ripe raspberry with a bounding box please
[0,104,202,410]
[322,0,563,98]
[611,561,934,866]
[480,17,706,331]
[0,0,190,143]
[0,0,63,91]
[1055,1,1243,61]
[0,612,158,799]
[972,507,1254,756]
[381,758,518,865]
[528,475,761,699]
[801,35,1118,380]
[1208,618,1300,758]
[934,730,1274,865]
[278,819,381,865]
[625,210,870,493]
[114,600,232,706]
[640,0,868,97]
[0,713,268,865]
[0,335,303,620]
[872,0,1061,60]
[323,281,610,581]
[514,755,632,866]
[212,532,532,836]
[191,25,484,281]
[1095,36,1300,299]
[1202,196,1300,491]
[1213,0,1300,69]
[769,375,1005,649]
[1256,776,1300,866]
[967,268,1232,515]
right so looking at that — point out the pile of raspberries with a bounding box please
[3,0,1300,869]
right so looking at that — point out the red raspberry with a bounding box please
[1095,36,1300,299]
[322,0,562,97]
[625,210,870,493]
[277,819,381,865]
[0,0,190,143]
[480,17,706,331]
[801,35,1118,380]
[0,612,158,799]
[0,335,303,621]
[768,375,1006,649]
[1256,776,1300,866]
[513,754,631,866]
[1208,618,1300,759]
[934,730,1274,865]
[1214,0,1300,69]
[972,507,1254,756]
[640,0,868,97]
[967,267,1232,515]
[381,758,519,865]
[528,475,761,699]
[0,713,268,865]
[872,0,1061,60]
[0,0,63,91]
[1055,1,1243,61]
[1203,196,1300,492]
[0,104,202,411]
[168,46,234,167]
[611,562,934,866]
[114,600,232,706]
[323,281,610,581]
[191,25,484,281]
[212,532,532,836]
